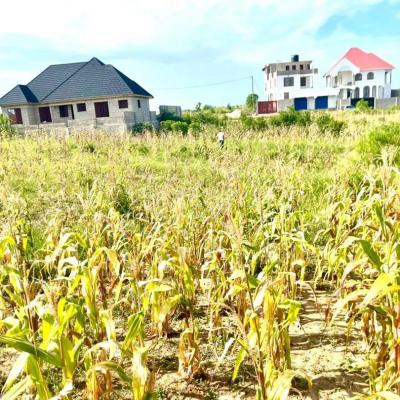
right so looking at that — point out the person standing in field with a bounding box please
[217,130,225,147]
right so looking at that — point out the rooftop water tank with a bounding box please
[291,55,299,62]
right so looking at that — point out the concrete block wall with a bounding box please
[2,96,156,132]
[375,97,400,109]
[277,99,294,111]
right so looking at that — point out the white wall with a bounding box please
[326,58,392,99]
[265,72,316,101]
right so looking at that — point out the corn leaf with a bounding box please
[0,335,61,367]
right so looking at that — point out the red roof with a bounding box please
[325,47,394,76]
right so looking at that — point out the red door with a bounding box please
[94,102,109,118]
[39,107,52,123]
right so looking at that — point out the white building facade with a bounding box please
[263,55,318,101]
[324,47,394,107]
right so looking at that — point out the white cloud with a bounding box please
[1,0,399,108]
[0,0,384,52]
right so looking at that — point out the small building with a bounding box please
[159,105,182,119]
[262,55,319,101]
[0,57,157,133]
[324,47,395,108]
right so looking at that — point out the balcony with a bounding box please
[277,68,318,76]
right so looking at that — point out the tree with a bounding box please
[246,94,259,112]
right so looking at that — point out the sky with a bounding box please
[0,0,399,110]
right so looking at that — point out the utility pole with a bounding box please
[251,75,256,114]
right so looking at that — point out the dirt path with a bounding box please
[289,288,368,399]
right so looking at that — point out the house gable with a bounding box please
[325,47,395,77]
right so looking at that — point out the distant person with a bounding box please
[217,130,225,147]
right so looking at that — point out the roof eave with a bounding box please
[40,93,153,104]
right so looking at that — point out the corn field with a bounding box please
[1,111,400,399]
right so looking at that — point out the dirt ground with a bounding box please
[0,288,368,399]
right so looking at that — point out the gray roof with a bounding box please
[0,57,153,106]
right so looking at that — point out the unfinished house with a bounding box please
[0,57,157,133]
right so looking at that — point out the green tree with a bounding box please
[246,93,259,112]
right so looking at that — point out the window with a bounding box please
[372,86,377,98]
[354,87,360,99]
[137,99,141,108]
[77,103,86,112]
[355,73,362,81]
[363,86,370,98]
[300,64,304,70]
[284,92,289,100]
[94,101,109,118]
[283,77,294,87]
[118,99,128,109]
[285,65,289,71]
[292,65,296,70]
[367,72,374,80]
[59,105,69,118]
[300,77,307,87]
[39,107,52,123]
[7,108,23,124]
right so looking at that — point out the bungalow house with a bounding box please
[0,57,157,132]
[324,47,395,108]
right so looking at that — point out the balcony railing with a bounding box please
[277,68,318,76]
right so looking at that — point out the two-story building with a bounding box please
[324,47,395,108]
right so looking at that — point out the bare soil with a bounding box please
[0,288,368,399]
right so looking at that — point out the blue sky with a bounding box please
[0,0,399,110]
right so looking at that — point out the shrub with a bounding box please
[158,111,181,122]
[269,107,312,128]
[171,121,189,135]
[113,184,132,216]
[358,123,400,163]
[314,113,346,136]
[0,115,14,137]
[160,120,174,132]
[189,122,202,137]
[131,123,154,134]
[355,99,372,113]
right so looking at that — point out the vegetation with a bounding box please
[0,114,14,136]
[1,110,400,399]
[246,93,259,112]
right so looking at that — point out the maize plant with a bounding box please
[1,119,400,398]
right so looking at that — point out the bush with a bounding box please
[160,120,174,132]
[158,111,181,122]
[189,122,202,137]
[358,123,400,163]
[114,185,133,216]
[0,115,14,137]
[269,107,312,127]
[240,116,269,131]
[314,113,346,136]
[171,121,189,135]
[131,123,154,134]
[355,99,372,113]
